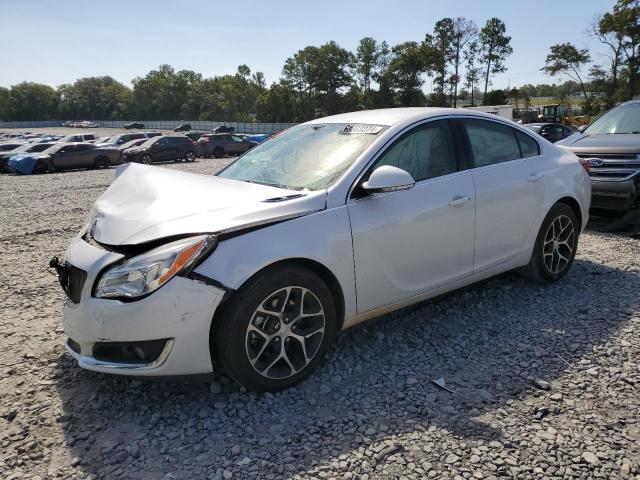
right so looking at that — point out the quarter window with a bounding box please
[464,119,521,167]
[371,120,457,182]
[515,130,540,158]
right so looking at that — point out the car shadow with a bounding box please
[54,257,638,479]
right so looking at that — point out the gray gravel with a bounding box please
[1,159,639,480]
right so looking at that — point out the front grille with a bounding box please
[576,153,640,182]
[59,263,87,303]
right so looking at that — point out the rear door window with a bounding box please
[463,119,521,167]
[515,130,540,158]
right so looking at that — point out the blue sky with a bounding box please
[0,0,617,90]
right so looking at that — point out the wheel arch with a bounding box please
[210,257,346,340]
[555,196,583,230]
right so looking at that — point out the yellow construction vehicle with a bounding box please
[540,104,590,128]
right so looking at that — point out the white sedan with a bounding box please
[56,108,591,391]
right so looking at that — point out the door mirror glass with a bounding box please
[362,165,415,193]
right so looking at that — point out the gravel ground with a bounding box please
[1,159,639,480]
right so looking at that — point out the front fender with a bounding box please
[193,206,357,323]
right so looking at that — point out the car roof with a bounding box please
[304,107,504,127]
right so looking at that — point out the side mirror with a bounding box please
[577,125,587,133]
[361,165,415,193]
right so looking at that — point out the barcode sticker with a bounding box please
[341,124,384,135]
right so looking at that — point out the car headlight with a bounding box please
[95,235,215,300]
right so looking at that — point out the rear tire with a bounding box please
[184,151,196,162]
[213,147,225,158]
[213,265,336,392]
[519,203,579,283]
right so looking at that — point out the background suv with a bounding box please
[557,100,640,218]
[122,135,197,164]
[196,133,257,157]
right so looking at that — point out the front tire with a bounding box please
[520,203,579,283]
[213,265,336,392]
[141,154,152,164]
[33,161,48,174]
[93,156,110,169]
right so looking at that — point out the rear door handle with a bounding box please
[448,195,472,207]
[527,172,544,182]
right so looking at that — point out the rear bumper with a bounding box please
[590,176,639,212]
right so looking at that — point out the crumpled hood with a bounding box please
[89,163,327,246]
[557,133,640,154]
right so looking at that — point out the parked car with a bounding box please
[9,142,119,174]
[96,132,162,147]
[125,122,145,130]
[59,133,97,143]
[196,133,257,157]
[79,121,100,128]
[1,142,57,172]
[184,131,207,142]
[244,134,271,144]
[525,123,576,143]
[212,125,234,134]
[174,123,192,132]
[0,142,25,153]
[55,108,590,391]
[557,100,640,217]
[121,135,197,163]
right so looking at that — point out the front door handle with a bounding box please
[448,195,472,207]
[527,172,544,182]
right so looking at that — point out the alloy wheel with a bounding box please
[245,286,326,380]
[543,214,575,274]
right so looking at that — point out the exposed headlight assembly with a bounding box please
[95,235,215,300]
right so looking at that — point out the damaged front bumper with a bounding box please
[60,234,226,377]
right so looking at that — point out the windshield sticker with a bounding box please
[340,124,384,135]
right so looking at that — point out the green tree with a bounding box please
[479,18,513,100]
[8,82,59,120]
[386,41,431,106]
[355,37,390,108]
[57,76,131,120]
[312,41,355,115]
[0,87,9,121]
[541,43,592,109]
[256,83,295,122]
[464,40,482,106]
[431,18,455,101]
[599,0,640,99]
[451,18,477,107]
[483,89,507,106]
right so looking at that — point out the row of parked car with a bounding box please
[62,121,101,128]
[0,127,271,174]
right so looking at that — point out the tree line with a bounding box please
[0,1,637,122]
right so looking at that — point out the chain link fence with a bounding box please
[0,120,296,134]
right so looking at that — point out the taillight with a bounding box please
[578,158,590,173]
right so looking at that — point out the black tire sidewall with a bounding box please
[530,203,579,282]
[214,265,336,392]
